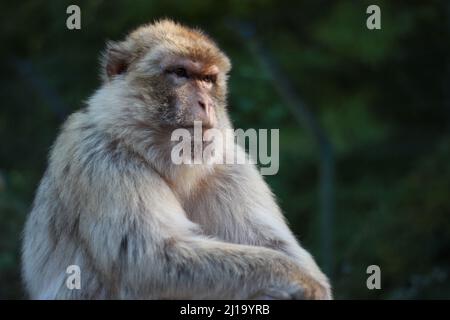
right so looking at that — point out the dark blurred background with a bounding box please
[1,0,449,299]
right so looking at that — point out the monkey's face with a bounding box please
[101,20,232,135]
[157,55,223,130]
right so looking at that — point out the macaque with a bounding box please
[22,19,331,299]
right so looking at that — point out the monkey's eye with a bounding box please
[171,67,188,78]
[202,75,217,84]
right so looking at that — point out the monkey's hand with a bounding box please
[252,272,332,300]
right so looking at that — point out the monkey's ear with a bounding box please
[101,41,133,82]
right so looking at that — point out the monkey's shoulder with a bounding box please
[49,111,149,183]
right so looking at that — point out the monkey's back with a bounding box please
[22,112,117,299]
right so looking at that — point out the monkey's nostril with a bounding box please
[198,101,206,110]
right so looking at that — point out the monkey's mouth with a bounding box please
[180,125,213,130]
[179,122,214,130]
[161,121,214,132]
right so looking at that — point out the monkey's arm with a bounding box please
[196,156,331,299]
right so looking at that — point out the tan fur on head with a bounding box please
[101,19,231,83]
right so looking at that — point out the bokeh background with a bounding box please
[1,0,449,299]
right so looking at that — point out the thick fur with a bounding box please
[22,20,331,299]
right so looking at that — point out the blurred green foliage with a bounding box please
[0,0,449,299]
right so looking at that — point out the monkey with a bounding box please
[22,19,331,300]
